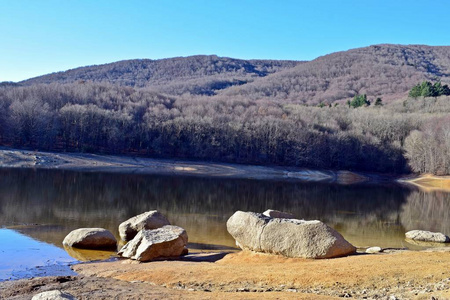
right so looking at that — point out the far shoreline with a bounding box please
[2,147,449,191]
[0,147,406,185]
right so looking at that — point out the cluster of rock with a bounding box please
[227,209,356,259]
[64,208,362,262]
[63,210,188,262]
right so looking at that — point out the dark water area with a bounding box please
[0,167,449,279]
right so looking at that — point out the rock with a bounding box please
[118,225,188,262]
[119,210,170,241]
[366,246,382,254]
[32,290,76,300]
[263,209,294,219]
[405,230,449,243]
[227,211,356,258]
[62,228,117,250]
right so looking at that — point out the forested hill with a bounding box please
[2,44,450,175]
[19,44,450,103]
[20,56,301,96]
[222,44,450,104]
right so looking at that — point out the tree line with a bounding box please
[0,82,449,174]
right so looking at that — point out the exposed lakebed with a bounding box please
[0,167,449,280]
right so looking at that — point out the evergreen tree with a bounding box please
[409,80,450,98]
[408,84,422,98]
[350,94,370,108]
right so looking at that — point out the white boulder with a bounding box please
[32,290,76,300]
[62,228,116,249]
[118,225,188,262]
[366,246,382,254]
[405,230,449,243]
[227,211,356,259]
[119,210,170,241]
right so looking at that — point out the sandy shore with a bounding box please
[2,249,450,299]
[401,174,450,192]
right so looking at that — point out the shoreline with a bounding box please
[0,147,402,185]
[2,147,450,298]
[2,249,450,299]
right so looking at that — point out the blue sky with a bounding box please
[1,0,449,82]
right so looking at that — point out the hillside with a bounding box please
[21,56,300,96]
[2,44,450,175]
[19,44,450,103]
[221,44,450,104]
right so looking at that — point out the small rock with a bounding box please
[119,210,170,241]
[32,290,76,300]
[366,246,382,254]
[118,225,188,262]
[405,230,449,243]
[62,228,116,250]
[262,209,294,219]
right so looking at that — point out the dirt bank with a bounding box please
[2,249,449,299]
[67,249,450,299]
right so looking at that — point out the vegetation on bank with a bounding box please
[0,82,449,175]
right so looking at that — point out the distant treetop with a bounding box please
[409,81,450,98]
[348,94,370,108]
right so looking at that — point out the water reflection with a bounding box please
[0,168,449,251]
[401,190,450,235]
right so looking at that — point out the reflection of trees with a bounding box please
[401,190,450,235]
[0,168,413,246]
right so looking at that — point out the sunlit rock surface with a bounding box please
[32,290,76,300]
[119,210,171,241]
[405,230,449,243]
[262,209,294,219]
[118,225,188,262]
[227,211,356,258]
[62,228,117,250]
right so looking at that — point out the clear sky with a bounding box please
[1,0,449,82]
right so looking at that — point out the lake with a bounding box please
[0,167,449,280]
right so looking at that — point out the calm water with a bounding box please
[0,167,449,279]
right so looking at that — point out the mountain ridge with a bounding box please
[17,44,450,103]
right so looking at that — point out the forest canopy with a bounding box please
[3,44,450,175]
[1,82,449,175]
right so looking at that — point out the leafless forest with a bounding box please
[1,44,450,175]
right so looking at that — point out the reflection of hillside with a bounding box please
[401,191,450,235]
[0,168,414,247]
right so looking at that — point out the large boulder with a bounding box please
[118,225,188,262]
[32,290,76,300]
[227,211,356,259]
[63,228,117,250]
[405,230,449,243]
[119,210,170,241]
